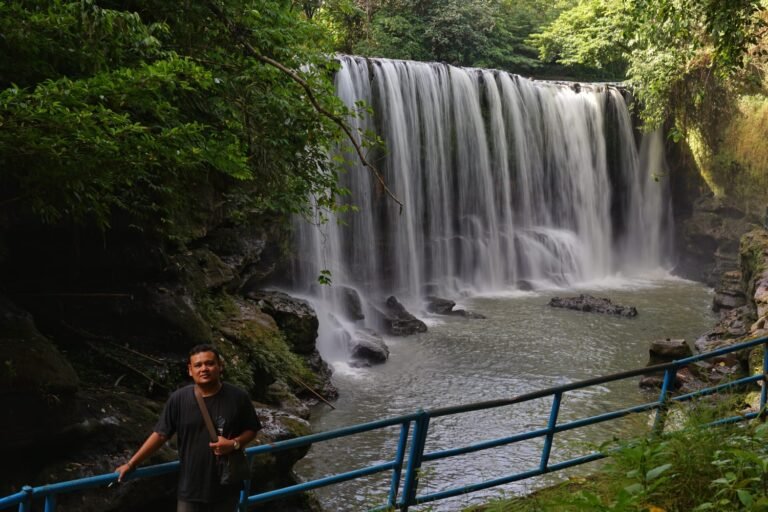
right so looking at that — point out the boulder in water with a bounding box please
[648,338,692,364]
[350,328,389,364]
[548,294,638,317]
[516,280,535,291]
[426,295,486,319]
[374,296,428,336]
[335,286,365,321]
[639,338,691,391]
[426,296,456,314]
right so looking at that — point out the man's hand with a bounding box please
[209,435,236,456]
[115,461,135,482]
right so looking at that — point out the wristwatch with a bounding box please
[233,439,241,451]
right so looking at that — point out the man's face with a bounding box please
[188,351,222,386]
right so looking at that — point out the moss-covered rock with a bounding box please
[215,297,322,403]
[245,290,319,355]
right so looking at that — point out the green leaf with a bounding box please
[646,463,673,481]
[737,489,753,507]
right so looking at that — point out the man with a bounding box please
[116,344,260,512]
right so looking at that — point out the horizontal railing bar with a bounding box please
[547,451,607,471]
[244,414,420,456]
[554,401,661,432]
[672,374,763,403]
[0,491,26,508]
[246,460,397,504]
[428,335,768,418]
[422,427,550,461]
[707,412,758,427]
[414,466,545,505]
[20,461,179,497]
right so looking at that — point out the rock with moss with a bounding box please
[245,290,319,355]
[215,297,335,405]
[171,248,236,291]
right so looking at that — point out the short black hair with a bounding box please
[188,344,222,363]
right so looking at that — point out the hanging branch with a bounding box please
[206,1,403,212]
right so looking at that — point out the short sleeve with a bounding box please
[153,389,180,438]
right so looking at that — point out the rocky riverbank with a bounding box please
[640,227,768,396]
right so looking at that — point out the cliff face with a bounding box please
[674,194,761,287]
[694,228,768,356]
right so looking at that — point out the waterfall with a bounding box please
[292,56,673,359]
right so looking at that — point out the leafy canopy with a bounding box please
[0,0,350,239]
[529,0,766,128]
[316,0,565,74]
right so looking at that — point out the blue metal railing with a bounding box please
[2,335,766,512]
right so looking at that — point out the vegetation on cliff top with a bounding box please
[529,0,768,211]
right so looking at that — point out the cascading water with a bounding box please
[292,55,673,361]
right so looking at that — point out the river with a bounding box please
[295,275,716,511]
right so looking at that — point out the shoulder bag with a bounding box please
[193,386,251,486]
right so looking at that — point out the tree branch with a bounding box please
[206,1,403,212]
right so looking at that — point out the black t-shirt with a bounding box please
[154,383,261,503]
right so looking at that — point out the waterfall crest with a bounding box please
[292,56,672,358]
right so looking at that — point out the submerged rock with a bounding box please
[374,296,427,336]
[548,294,638,317]
[426,295,486,319]
[350,328,389,364]
[426,296,455,314]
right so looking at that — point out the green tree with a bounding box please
[528,0,630,77]
[319,0,566,73]
[0,0,350,239]
[529,0,765,128]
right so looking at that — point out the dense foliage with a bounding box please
[315,0,566,75]
[0,0,349,240]
[530,0,766,129]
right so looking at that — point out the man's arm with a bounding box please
[115,432,168,481]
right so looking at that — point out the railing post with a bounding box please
[238,480,249,512]
[387,421,411,508]
[652,367,674,434]
[398,411,430,512]
[540,391,563,472]
[19,486,33,512]
[44,494,56,512]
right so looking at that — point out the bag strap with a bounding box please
[193,385,220,443]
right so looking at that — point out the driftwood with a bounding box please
[290,375,336,410]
